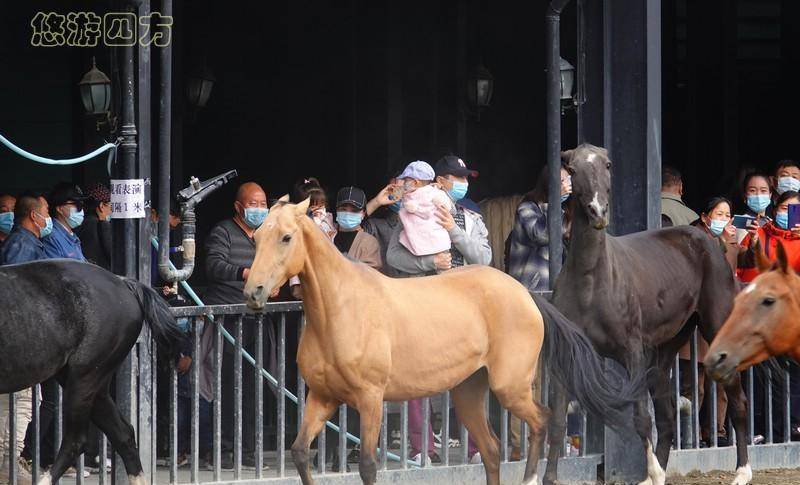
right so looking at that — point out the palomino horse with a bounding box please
[544,144,749,485]
[243,196,645,485]
[705,241,799,380]
[0,259,183,485]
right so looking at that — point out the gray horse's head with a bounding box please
[563,144,611,229]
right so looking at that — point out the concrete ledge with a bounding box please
[207,455,602,484]
[667,443,800,477]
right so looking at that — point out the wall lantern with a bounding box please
[468,63,494,108]
[78,57,115,132]
[187,64,215,108]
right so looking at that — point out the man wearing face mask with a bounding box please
[332,186,382,269]
[773,159,800,199]
[0,194,17,253]
[0,193,51,485]
[42,183,88,261]
[204,182,277,470]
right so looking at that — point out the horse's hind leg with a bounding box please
[543,378,567,485]
[43,377,97,485]
[290,390,339,485]
[723,374,751,485]
[492,377,549,485]
[451,369,501,485]
[90,388,144,485]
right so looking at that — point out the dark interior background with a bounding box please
[1,0,798,286]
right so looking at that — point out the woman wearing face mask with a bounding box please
[680,197,737,447]
[332,186,382,270]
[739,190,800,282]
[741,172,774,220]
[42,183,88,261]
[74,183,113,270]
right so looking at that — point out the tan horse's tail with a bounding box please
[532,292,647,432]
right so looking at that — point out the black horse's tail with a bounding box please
[124,278,185,357]
[533,292,646,431]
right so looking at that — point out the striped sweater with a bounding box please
[203,218,255,305]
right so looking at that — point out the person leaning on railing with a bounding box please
[204,181,277,470]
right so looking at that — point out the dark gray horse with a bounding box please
[0,259,183,485]
[543,145,749,485]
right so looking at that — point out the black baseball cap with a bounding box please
[49,182,89,207]
[434,155,479,178]
[336,186,366,210]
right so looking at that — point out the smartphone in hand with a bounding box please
[789,204,800,230]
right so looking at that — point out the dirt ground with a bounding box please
[667,468,800,484]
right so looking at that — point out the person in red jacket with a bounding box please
[738,190,800,282]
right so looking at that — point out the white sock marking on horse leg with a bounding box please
[128,473,147,485]
[36,473,52,485]
[521,473,539,485]
[731,464,752,485]
[635,441,665,485]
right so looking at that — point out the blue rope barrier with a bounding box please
[0,132,118,174]
[150,237,416,467]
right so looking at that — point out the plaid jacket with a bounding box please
[506,201,566,292]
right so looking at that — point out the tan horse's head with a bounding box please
[705,240,800,383]
[244,195,311,309]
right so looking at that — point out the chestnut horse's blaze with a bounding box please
[243,196,645,485]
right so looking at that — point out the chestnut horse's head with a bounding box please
[705,240,800,384]
[562,144,611,230]
[244,195,311,309]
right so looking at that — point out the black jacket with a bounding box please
[75,213,112,270]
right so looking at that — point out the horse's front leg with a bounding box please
[724,373,751,485]
[355,390,385,485]
[291,390,339,485]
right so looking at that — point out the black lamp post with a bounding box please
[186,64,215,108]
[79,57,115,132]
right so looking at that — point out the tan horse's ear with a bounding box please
[776,240,790,274]
[560,149,574,164]
[754,238,773,274]
[278,194,290,203]
[294,197,311,217]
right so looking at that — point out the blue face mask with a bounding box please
[35,212,53,237]
[66,207,84,229]
[746,194,771,214]
[448,181,469,201]
[389,201,402,213]
[243,207,269,229]
[0,212,13,235]
[560,193,570,204]
[707,218,727,236]
[337,211,363,230]
[776,212,789,230]
[777,177,800,195]
[176,317,191,333]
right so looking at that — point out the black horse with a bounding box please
[543,145,749,485]
[0,259,183,485]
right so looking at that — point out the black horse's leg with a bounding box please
[90,391,145,485]
[651,330,693,469]
[44,379,96,485]
[623,349,665,485]
[724,374,751,485]
[543,378,567,485]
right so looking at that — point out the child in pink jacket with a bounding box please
[396,161,453,256]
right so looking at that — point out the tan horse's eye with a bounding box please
[762,297,776,306]
[282,234,292,243]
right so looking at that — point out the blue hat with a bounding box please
[398,161,435,181]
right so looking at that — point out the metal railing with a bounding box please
[5,304,800,484]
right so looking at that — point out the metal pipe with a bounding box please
[546,0,571,289]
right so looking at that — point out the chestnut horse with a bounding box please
[243,196,645,485]
[705,241,800,381]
